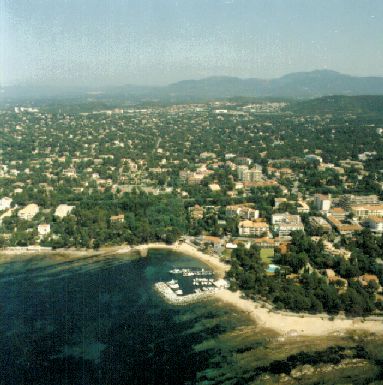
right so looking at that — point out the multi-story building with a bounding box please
[339,194,379,209]
[326,215,363,235]
[367,216,383,233]
[238,220,269,236]
[237,164,263,182]
[226,205,259,220]
[351,204,383,219]
[309,216,332,232]
[329,207,346,221]
[272,213,304,236]
[314,194,331,212]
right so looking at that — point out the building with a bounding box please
[18,204,39,221]
[237,164,263,182]
[314,194,331,212]
[189,205,204,220]
[208,183,221,192]
[297,200,310,214]
[323,269,348,290]
[238,220,269,236]
[309,216,332,233]
[357,274,381,291]
[54,204,74,219]
[340,194,379,209]
[351,204,383,219]
[110,214,125,223]
[329,207,346,221]
[272,213,304,236]
[0,197,12,211]
[226,205,259,220]
[200,236,224,253]
[305,154,323,163]
[321,240,351,259]
[274,197,287,209]
[326,215,363,235]
[38,224,51,236]
[367,216,383,233]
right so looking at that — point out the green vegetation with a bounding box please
[228,231,383,317]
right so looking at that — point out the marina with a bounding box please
[155,268,229,304]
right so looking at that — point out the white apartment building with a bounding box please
[237,164,263,182]
[272,213,304,236]
[314,194,331,212]
[226,205,259,220]
[238,220,269,236]
[351,204,383,219]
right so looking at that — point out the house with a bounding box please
[201,236,224,253]
[323,269,348,290]
[209,183,221,192]
[110,214,125,223]
[38,224,51,236]
[321,240,351,260]
[189,205,204,220]
[18,204,39,220]
[238,220,269,236]
[252,237,275,248]
[367,216,383,233]
[305,154,323,163]
[357,274,381,291]
[274,197,287,208]
[54,204,74,218]
[0,197,12,211]
[297,200,310,214]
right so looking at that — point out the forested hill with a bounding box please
[286,95,383,115]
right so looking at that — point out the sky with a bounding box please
[1,0,383,87]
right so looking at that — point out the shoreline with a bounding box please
[1,242,383,337]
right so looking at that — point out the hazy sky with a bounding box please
[1,0,383,86]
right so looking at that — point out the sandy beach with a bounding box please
[131,243,383,337]
[2,242,383,337]
[213,289,383,337]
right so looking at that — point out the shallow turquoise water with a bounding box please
[0,249,249,385]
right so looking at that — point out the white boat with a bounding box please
[175,289,183,296]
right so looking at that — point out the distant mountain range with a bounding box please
[2,70,383,101]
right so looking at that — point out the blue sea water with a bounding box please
[0,249,249,385]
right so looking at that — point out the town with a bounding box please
[1,96,383,317]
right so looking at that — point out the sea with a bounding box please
[0,249,255,385]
